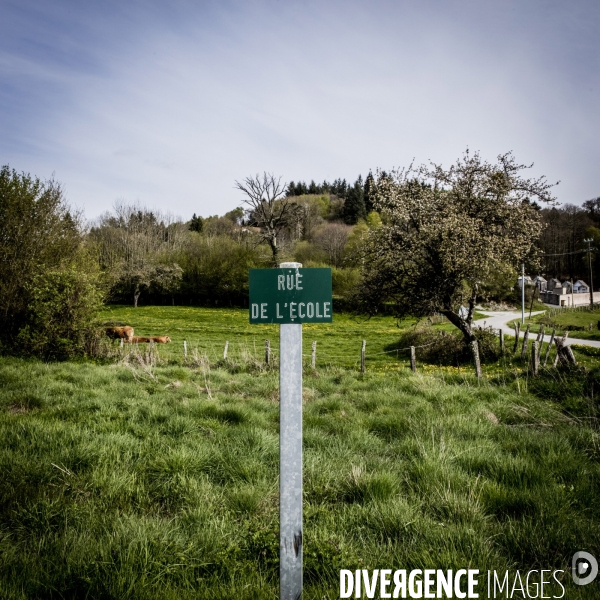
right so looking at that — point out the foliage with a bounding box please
[176,236,261,306]
[89,202,187,307]
[354,151,556,344]
[16,264,105,359]
[389,323,499,366]
[188,213,204,233]
[0,165,104,357]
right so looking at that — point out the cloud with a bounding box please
[1,0,599,220]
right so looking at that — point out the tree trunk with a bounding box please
[134,294,139,308]
[440,309,475,344]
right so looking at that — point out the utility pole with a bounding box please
[584,238,595,308]
[522,263,525,324]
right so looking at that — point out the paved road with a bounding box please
[473,310,600,349]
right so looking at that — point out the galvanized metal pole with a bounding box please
[522,263,525,325]
[279,262,303,600]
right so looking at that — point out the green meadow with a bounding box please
[508,308,600,342]
[0,306,599,599]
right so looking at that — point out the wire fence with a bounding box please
[114,326,577,380]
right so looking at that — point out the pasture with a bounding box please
[509,307,600,342]
[0,306,599,599]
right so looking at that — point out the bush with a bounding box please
[388,323,499,365]
[16,267,105,360]
[0,166,106,358]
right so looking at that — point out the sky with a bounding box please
[1,0,599,221]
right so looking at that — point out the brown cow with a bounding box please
[129,336,171,344]
[105,326,134,342]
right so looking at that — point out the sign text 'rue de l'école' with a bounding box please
[249,267,332,324]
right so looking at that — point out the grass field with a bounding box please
[508,308,600,342]
[0,306,599,598]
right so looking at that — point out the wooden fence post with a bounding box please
[535,324,545,345]
[520,325,530,360]
[564,345,577,366]
[120,338,124,350]
[513,322,521,353]
[311,341,316,370]
[360,340,366,373]
[410,346,416,372]
[223,341,229,360]
[265,339,271,366]
[531,341,539,376]
[183,340,187,360]
[499,329,504,356]
[543,328,556,367]
[471,340,482,379]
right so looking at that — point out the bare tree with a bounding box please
[314,223,352,267]
[235,173,299,266]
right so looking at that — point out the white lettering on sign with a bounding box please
[324,302,330,317]
[290,302,297,319]
[298,302,305,318]
[276,303,283,319]
[316,303,322,318]
[252,304,259,319]
[261,303,267,319]
[277,271,304,291]
[307,303,314,318]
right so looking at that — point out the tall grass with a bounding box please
[0,348,598,598]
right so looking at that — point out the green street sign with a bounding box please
[249,267,332,324]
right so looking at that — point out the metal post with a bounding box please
[279,262,303,600]
[311,341,316,370]
[584,238,595,308]
[183,340,187,360]
[522,263,525,324]
[223,341,229,360]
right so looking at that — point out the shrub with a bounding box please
[16,267,105,360]
[388,323,499,365]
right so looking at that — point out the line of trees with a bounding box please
[2,159,597,359]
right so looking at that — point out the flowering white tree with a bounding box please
[355,151,556,344]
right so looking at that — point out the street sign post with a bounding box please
[249,264,332,600]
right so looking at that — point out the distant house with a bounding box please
[547,278,562,292]
[516,275,533,289]
[541,277,593,306]
[532,276,547,292]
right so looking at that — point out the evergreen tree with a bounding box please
[308,180,318,194]
[286,181,296,196]
[364,171,375,214]
[189,213,204,233]
[343,175,366,225]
